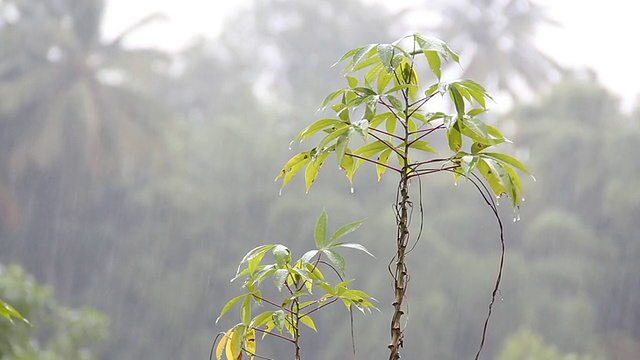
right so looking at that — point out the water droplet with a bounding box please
[513,214,520,222]
[350,187,354,194]
[521,197,526,202]
[288,146,292,150]
[279,189,283,196]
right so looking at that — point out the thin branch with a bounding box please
[368,131,406,159]
[345,153,402,174]
[301,297,339,318]
[252,295,296,315]
[407,124,445,144]
[252,326,296,343]
[408,165,459,179]
[369,126,404,141]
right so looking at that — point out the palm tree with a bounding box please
[0,0,171,299]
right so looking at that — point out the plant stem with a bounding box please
[389,170,410,360]
[388,81,413,360]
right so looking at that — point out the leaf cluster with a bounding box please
[214,210,376,360]
[276,33,532,208]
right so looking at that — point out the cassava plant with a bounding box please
[216,33,532,360]
[214,209,377,360]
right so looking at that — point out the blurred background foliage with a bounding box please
[0,0,638,359]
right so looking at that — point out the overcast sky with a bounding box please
[102,0,639,111]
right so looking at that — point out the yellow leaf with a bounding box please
[245,328,256,360]
[216,328,233,360]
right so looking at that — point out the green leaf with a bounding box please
[299,315,318,331]
[328,219,365,245]
[377,66,394,93]
[424,50,442,80]
[331,242,375,258]
[293,118,343,143]
[410,140,437,154]
[274,268,289,291]
[364,62,384,85]
[319,89,345,111]
[304,150,330,193]
[241,295,251,326]
[386,94,404,111]
[376,148,392,181]
[377,44,394,70]
[251,311,274,328]
[341,151,356,185]
[315,209,328,249]
[272,310,286,333]
[352,87,377,97]
[301,250,319,264]
[335,130,351,164]
[482,152,533,176]
[351,44,377,70]
[250,265,276,287]
[322,249,346,275]
[447,124,462,152]
[275,151,312,191]
[346,76,358,88]
[273,245,291,268]
[352,140,390,157]
[449,84,465,117]
[460,116,490,144]
[217,294,247,323]
[460,154,479,177]
[352,119,369,140]
[317,123,350,151]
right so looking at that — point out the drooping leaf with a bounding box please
[322,249,346,275]
[376,148,393,181]
[273,268,289,292]
[227,324,244,360]
[304,150,330,193]
[216,328,234,360]
[317,124,350,151]
[293,118,343,144]
[352,119,369,140]
[0,300,27,325]
[460,116,490,144]
[449,84,465,117]
[245,328,256,360]
[273,245,291,268]
[241,295,251,326]
[331,242,375,258]
[272,310,286,334]
[301,250,319,265]
[482,152,533,177]
[275,151,312,191]
[423,50,442,80]
[447,124,462,152]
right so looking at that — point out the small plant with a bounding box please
[216,33,532,360]
[214,209,376,360]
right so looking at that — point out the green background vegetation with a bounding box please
[0,0,638,359]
